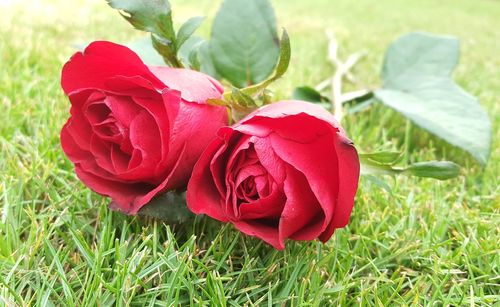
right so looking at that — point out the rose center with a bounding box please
[86,103,111,124]
[236,176,259,202]
[85,100,132,153]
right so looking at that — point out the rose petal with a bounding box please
[162,97,229,189]
[61,41,164,95]
[80,142,189,214]
[60,121,92,163]
[233,220,283,250]
[132,96,171,174]
[279,164,324,244]
[269,131,339,233]
[186,138,230,222]
[89,133,115,174]
[104,75,158,97]
[238,100,347,137]
[222,134,254,217]
[238,182,285,220]
[318,135,360,242]
[110,144,130,173]
[148,66,224,103]
[66,114,94,152]
[252,137,287,186]
[236,113,331,143]
[117,110,162,179]
[106,95,143,128]
[75,165,154,213]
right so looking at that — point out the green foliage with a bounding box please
[176,16,205,50]
[151,33,182,67]
[107,0,175,40]
[360,151,460,180]
[239,30,291,96]
[221,30,291,115]
[106,0,182,66]
[107,0,201,68]
[406,161,461,180]
[375,32,492,165]
[292,86,330,103]
[210,0,280,87]
[196,41,220,78]
[231,87,258,108]
[177,36,203,67]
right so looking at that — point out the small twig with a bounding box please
[332,62,343,121]
[325,30,367,122]
[344,52,365,72]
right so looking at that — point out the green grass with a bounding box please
[1,0,499,305]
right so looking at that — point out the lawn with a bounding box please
[0,0,499,305]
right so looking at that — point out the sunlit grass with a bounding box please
[0,0,498,305]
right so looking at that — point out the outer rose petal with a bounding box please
[61,41,165,94]
[318,134,360,241]
[61,121,92,163]
[232,220,281,250]
[79,143,189,214]
[186,138,229,222]
[148,66,224,103]
[279,164,324,245]
[237,100,346,135]
[268,131,339,232]
[161,93,229,190]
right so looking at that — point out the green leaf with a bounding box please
[220,30,289,115]
[375,32,492,165]
[188,48,201,71]
[126,37,165,66]
[177,37,220,77]
[107,0,175,41]
[361,157,461,181]
[107,0,187,67]
[269,30,291,79]
[198,41,221,79]
[178,36,204,67]
[292,86,329,103]
[176,16,205,50]
[210,0,280,87]
[346,97,376,114]
[137,192,192,222]
[406,161,461,180]
[240,29,291,96]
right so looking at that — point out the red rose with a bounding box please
[187,101,360,249]
[60,41,228,214]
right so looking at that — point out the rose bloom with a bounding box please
[60,41,228,214]
[187,101,360,249]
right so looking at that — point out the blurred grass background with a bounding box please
[0,0,499,305]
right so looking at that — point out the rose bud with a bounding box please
[187,100,360,250]
[60,41,228,214]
